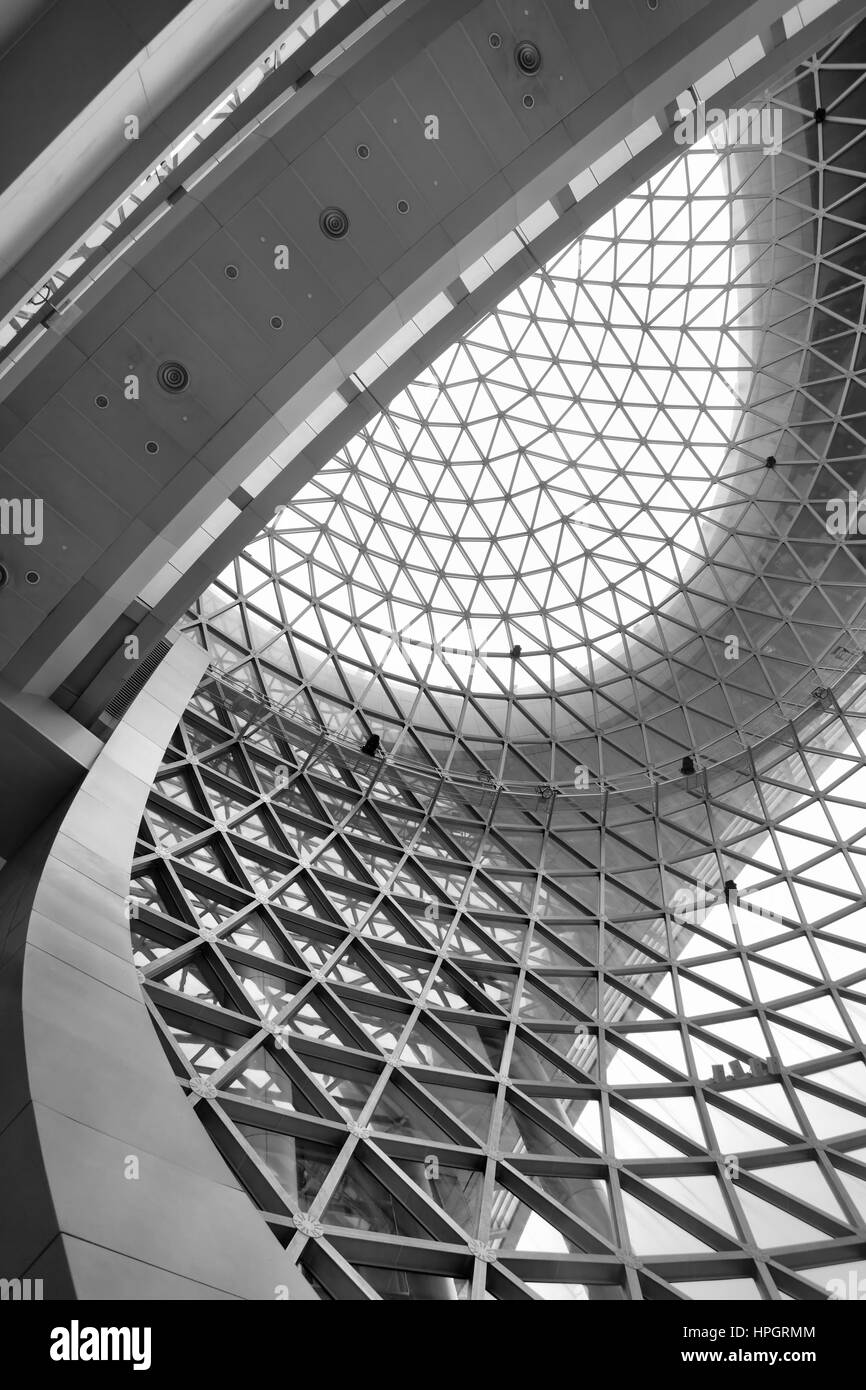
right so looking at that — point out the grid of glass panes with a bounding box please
[225,19,866,774]
[130,667,866,1301]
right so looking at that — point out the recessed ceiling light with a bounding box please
[320,207,349,239]
[157,361,189,393]
[514,41,541,75]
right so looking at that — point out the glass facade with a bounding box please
[129,21,866,1299]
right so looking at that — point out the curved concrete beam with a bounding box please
[0,633,317,1299]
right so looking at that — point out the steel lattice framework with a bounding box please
[128,22,866,1299]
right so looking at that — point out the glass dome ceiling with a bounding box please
[203,83,866,788]
[271,148,739,689]
[198,36,866,781]
[130,19,866,1302]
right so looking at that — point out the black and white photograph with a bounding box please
[0,0,865,1363]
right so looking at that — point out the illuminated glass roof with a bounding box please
[271,149,739,687]
[199,32,866,777]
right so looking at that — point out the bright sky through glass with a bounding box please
[268,142,742,691]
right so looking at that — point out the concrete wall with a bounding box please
[0,634,317,1299]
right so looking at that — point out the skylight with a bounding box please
[268,141,743,691]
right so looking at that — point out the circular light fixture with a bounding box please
[94,394,109,409]
[488,32,502,49]
[514,41,542,76]
[270,315,284,330]
[522,94,535,109]
[224,264,239,279]
[157,361,190,393]
[145,441,160,455]
[396,198,410,214]
[319,207,350,239]
[24,570,39,585]
[647,0,659,9]
[356,143,370,159]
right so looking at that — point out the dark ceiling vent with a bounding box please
[320,207,350,239]
[157,361,190,393]
[514,42,542,75]
[102,639,171,726]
